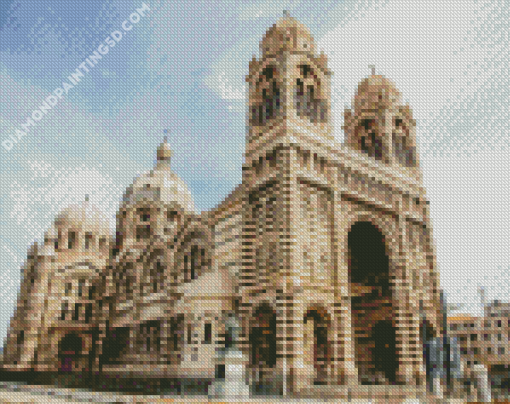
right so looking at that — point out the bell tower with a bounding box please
[343,67,421,178]
[245,12,333,159]
[240,14,337,395]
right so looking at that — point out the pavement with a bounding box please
[0,381,470,403]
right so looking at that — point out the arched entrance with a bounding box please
[304,309,331,385]
[348,221,396,385]
[100,327,129,366]
[249,304,277,395]
[372,321,397,383]
[58,333,82,372]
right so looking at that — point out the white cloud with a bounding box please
[204,71,247,102]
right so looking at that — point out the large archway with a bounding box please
[348,221,396,385]
[58,333,82,372]
[249,304,277,395]
[304,308,331,385]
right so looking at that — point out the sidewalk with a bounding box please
[0,381,467,403]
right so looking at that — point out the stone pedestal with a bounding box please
[210,349,250,399]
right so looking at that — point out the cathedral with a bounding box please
[2,15,444,400]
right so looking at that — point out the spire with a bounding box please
[85,194,89,202]
[369,64,376,76]
[283,10,290,18]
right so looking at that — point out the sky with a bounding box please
[0,0,508,344]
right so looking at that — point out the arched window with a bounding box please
[250,304,277,369]
[251,66,280,126]
[295,64,327,124]
[304,309,331,385]
[68,231,76,249]
[58,333,82,372]
[358,119,383,160]
[392,117,416,167]
[152,260,165,293]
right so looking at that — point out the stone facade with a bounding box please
[2,15,444,400]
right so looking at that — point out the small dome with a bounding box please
[123,139,195,214]
[55,199,110,236]
[44,226,58,241]
[354,74,401,111]
[261,14,315,56]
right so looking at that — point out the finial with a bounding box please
[283,10,290,18]
[85,194,89,202]
[369,65,376,76]
[157,133,173,164]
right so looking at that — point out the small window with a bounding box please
[65,282,71,296]
[56,230,62,250]
[78,279,85,297]
[85,303,92,324]
[98,237,106,249]
[470,334,477,342]
[167,210,178,221]
[84,233,93,250]
[498,347,505,355]
[60,302,68,320]
[137,207,151,222]
[498,333,502,341]
[497,320,502,327]
[88,285,95,300]
[16,331,24,348]
[215,364,225,379]
[136,225,151,240]
[68,231,76,249]
[72,303,80,321]
[204,323,212,344]
[187,325,192,345]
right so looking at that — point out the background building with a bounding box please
[448,302,510,401]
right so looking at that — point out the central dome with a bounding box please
[261,14,315,56]
[122,138,196,214]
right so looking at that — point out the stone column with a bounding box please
[334,188,358,386]
[394,206,415,385]
[379,109,394,165]
[23,245,55,369]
